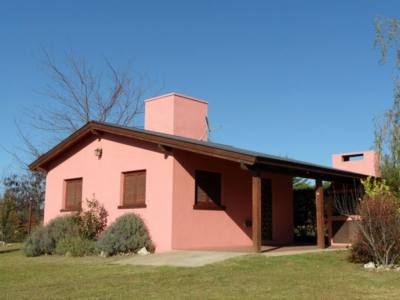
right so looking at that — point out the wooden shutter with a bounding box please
[65,178,82,211]
[195,170,222,209]
[122,170,146,207]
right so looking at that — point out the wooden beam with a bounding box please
[315,180,325,249]
[157,144,173,155]
[327,193,333,247]
[240,161,251,171]
[90,129,103,140]
[252,174,262,253]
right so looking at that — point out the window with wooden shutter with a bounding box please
[63,178,82,211]
[120,170,147,208]
[194,170,224,210]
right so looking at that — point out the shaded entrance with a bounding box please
[293,184,317,244]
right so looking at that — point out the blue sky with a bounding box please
[0,1,398,176]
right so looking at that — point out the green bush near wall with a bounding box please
[97,214,154,256]
[23,215,81,257]
[55,237,98,257]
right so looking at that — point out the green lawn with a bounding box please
[0,247,399,300]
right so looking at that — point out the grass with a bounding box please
[0,247,399,299]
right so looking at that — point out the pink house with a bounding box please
[29,93,379,252]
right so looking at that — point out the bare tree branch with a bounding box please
[374,16,400,68]
[10,49,156,168]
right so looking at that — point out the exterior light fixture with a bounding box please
[244,218,252,228]
[94,147,103,159]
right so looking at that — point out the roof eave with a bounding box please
[255,156,369,181]
[28,122,95,172]
[29,121,372,182]
[29,121,256,172]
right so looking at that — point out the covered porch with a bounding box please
[247,160,366,253]
[171,145,367,253]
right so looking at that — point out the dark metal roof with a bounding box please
[30,121,369,182]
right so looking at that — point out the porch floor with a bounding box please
[260,245,348,256]
[190,244,348,256]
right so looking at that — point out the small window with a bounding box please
[64,178,82,211]
[120,170,146,208]
[194,170,224,210]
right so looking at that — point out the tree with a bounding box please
[337,17,400,263]
[3,173,45,234]
[4,50,154,229]
[374,16,400,194]
[0,191,23,242]
[293,177,311,190]
[374,16,400,68]
[17,50,153,159]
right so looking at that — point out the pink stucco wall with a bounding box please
[144,93,208,141]
[44,133,174,252]
[332,150,380,177]
[171,150,294,250]
[171,150,253,249]
[44,135,294,252]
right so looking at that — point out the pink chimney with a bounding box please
[144,93,208,141]
[332,151,380,177]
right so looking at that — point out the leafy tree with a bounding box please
[374,85,400,194]
[3,173,45,235]
[374,16,400,68]
[0,191,23,242]
[374,16,400,194]
[293,177,311,190]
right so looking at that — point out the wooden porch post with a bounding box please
[327,192,333,247]
[315,180,325,249]
[252,174,262,253]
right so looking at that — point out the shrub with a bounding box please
[23,226,52,257]
[97,214,154,256]
[55,237,97,257]
[361,177,391,198]
[23,197,108,257]
[78,197,108,240]
[348,233,374,264]
[350,192,400,266]
[23,215,80,257]
[47,214,81,241]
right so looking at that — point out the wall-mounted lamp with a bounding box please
[244,218,252,228]
[94,147,103,159]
